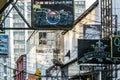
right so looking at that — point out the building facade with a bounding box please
[74,0,86,19]
[62,1,100,80]
[14,55,26,80]
[0,0,32,80]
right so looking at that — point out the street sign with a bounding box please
[111,36,120,58]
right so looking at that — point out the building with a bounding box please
[0,0,32,80]
[14,55,26,80]
[62,1,100,80]
[26,31,57,80]
[74,0,86,19]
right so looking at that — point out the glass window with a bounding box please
[4,66,7,74]
[13,23,25,27]
[3,58,7,63]
[4,76,7,80]
[13,14,20,19]
[14,40,25,44]
[39,32,47,45]
[20,49,25,53]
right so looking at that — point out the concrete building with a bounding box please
[26,31,57,80]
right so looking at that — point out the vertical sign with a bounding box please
[32,0,74,30]
[111,36,120,58]
[0,35,8,55]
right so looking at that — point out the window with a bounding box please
[13,14,20,19]
[39,32,47,45]
[4,76,7,80]
[4,66,7,74]
[14,40,25,44]
[13,23,25,27]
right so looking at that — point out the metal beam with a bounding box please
[11,2,32,28]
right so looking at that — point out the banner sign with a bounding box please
[83,24,102,39]
[78,39,111,64]
[32,0,74,30]
[111,36,120,58]
[0,35,8,55]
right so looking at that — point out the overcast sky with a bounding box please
[86,0,96,9]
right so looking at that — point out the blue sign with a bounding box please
[0,35,8,55]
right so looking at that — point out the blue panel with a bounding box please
[0,35,8,55]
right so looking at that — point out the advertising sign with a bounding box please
[32,0,74,30]
[83,24,102,39]
[78,39,111,64]
[0,35,8,55]
[111,36,120,58]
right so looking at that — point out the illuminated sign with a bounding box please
[111,36,120,58]
[32,0,74,30]
[0,35,8,55]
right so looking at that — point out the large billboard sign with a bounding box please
[83,24,102,39]
[0,35,8,55]
[78,39,112,64]
[32,0,74,30]
[111,36,120,58]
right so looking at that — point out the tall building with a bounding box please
[0,0,32,80]
[74,0,86,19]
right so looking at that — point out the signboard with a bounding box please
[32,0,74,30]
[78,39,111,64]
[83,24,102,39]
[0,35,8,55]
[111,36,120,58]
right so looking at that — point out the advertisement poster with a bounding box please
[32,0,74,30]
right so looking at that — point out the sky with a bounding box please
[86,0,96,9]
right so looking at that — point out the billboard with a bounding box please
[0,35,8,55]
[32,0,74,30]
[83,24,102,39]
[78,39,112,64]
[111,36,120,58]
